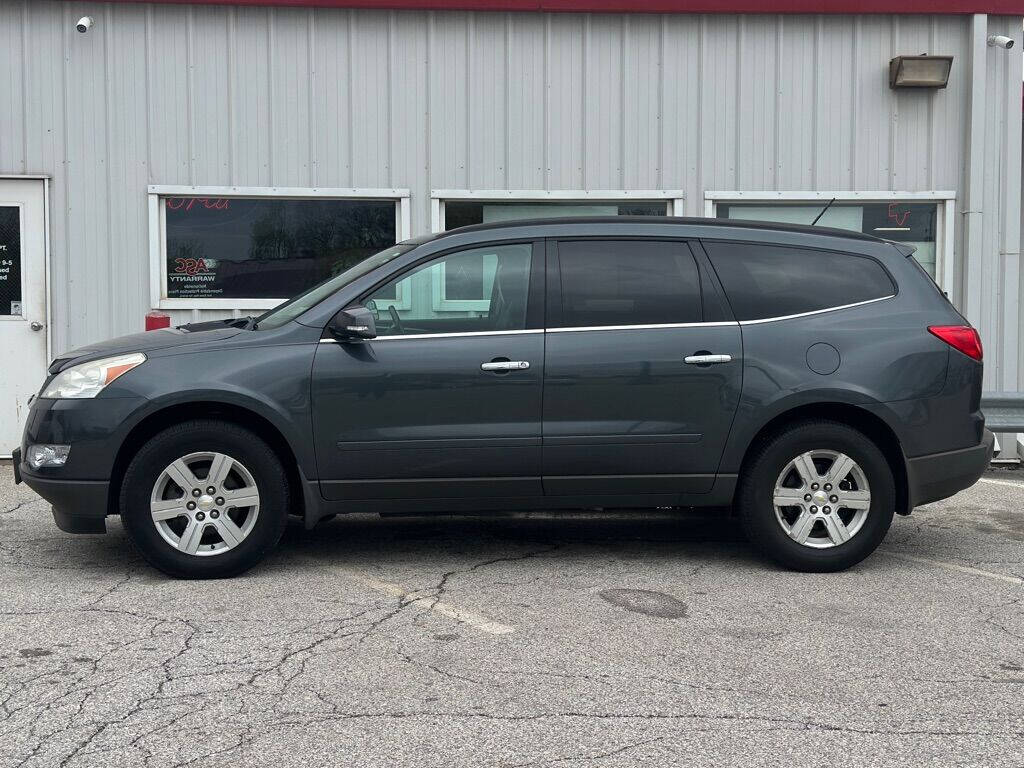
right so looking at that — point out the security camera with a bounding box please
[987,35,1014,49]
[76,16,93,34]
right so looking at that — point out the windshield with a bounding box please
[256,244,413,330]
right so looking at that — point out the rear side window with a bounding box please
[555,240,701,327]
[703,241,896,322]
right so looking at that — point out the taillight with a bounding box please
[928,325,983,361]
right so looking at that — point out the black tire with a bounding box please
[119,420,290,579]
[737,419,895,572]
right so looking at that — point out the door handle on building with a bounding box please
[29,322,44,332]
[684,353,731,365]
[481,360,530,372]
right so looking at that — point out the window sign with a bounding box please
[164,197,397,300]
[717,201,938,277]
[0,206,22,316]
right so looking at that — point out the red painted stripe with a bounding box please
[97,0,1024,14]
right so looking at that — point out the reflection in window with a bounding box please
[164,197,397,300]
[716,201,938,276]
[366,243,533,336]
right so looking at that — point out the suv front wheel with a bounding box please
[120,420,290,579]
[738,420,896,572]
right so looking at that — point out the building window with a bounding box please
[149,187,410,310]
[704,193,955,288]
[432,190,685,233]
[431,190,685,312]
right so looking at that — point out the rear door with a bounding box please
[542,238,742,496]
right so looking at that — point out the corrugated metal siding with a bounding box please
[0,1,1020,396]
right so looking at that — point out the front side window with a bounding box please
[555,240,701,328]
[717,201,938,277]
[365,243,533,337]
[703,241,896,322]
[164,197,397,300]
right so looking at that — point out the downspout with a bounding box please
[962,13,987,325]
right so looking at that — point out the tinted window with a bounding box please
[164,197,396,300]
[704,241,896,322]
[366,243,533,336]
[556,240,701,328]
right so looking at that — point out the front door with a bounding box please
[0,179,47,455]
[542,238,742,496]
[312,241,544,500]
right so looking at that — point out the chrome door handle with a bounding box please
[684,354,732,365]
[481,360,530,371]
[29,321,44,332]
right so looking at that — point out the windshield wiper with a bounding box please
[226,315,259,330]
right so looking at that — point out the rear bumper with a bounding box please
[907,429,994,509]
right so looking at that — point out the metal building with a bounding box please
[0,0,1021,454]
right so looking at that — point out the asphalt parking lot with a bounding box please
[1,464,1023,768]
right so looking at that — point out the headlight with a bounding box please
[40,353,146,399]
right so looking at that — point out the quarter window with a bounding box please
[703,241,896,322]
[555,240,701,328]
[366,243,534,337]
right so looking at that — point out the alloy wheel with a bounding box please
[772,449,871,549]
[149,451,261,556]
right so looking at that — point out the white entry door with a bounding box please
[0,179,48,456]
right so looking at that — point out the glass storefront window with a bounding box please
[443,200,669,230]
[435,198,673,311]
[716,201,938,277]
[163,197,397,300]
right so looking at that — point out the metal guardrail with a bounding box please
[982,392,1024,433]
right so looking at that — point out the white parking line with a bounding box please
[312,561,515,635]
[979,477,1024,489]
[882,550,1024,586]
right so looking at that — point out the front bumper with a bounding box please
[13,395,145,535]
[907,428,994,508]
[17,466,109,533]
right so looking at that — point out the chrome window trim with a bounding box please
[319,329,544,343]
[736,295,896,325]
[547,321,738,333]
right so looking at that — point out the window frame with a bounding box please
[148,185,412,311]
[703,191,956,296]
[431,190,686,313]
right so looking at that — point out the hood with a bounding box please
[48,325,243,374]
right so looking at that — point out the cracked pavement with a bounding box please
[1,464,1023,767]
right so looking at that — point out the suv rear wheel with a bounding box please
[120,420,290,579]
[737,420,895,572]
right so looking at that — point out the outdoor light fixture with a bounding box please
[889,55,953,89]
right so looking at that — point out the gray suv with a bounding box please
[13,218,992,578]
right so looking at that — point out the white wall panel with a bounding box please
[0,1,1020,394]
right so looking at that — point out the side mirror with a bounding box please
[328,305,377,341]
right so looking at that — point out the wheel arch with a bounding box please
[108,400,306,520]
[736,402,910,515]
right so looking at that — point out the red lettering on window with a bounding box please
[166,198,231,212]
